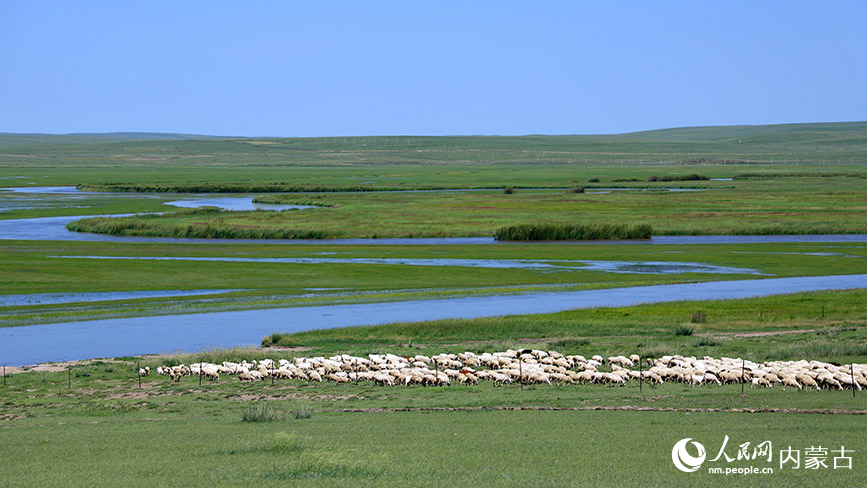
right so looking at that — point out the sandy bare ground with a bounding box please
[4,346,317,375]
[714,329,814,338]
[2,358,128,375]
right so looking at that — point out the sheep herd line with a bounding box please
[145,350,867,391]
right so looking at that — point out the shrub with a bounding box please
[588,177,600,182]
[263,332,287,347]
[694,336,720,347]
[494,223,652,241]
[503,186,515,194]
[648,174,709,182]
[567,186,585,194]
[673,326,695,336]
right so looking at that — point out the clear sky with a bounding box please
[2,2,865,137]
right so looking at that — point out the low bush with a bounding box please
[494,223,652,241]
[648,174,709,182]
[673,326,695,336]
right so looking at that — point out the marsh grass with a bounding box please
[648,173,709,182]
[494,223,652,241]
[68,211,341,239]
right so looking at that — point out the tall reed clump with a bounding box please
[66,211,341,239]
[494,223,652,241]
[647,174,709,182]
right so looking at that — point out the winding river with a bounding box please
[2,187,866,366]
[1,274,865,366]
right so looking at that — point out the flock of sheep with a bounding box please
[146,350,867,391]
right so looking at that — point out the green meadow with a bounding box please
[63,176,867,238]
[1,122,866,486]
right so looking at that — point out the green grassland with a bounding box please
[2,393,864,487]
[2,123,867,486]
[2,122,866,190]
[65,176,867,238]
[2,289,867,487]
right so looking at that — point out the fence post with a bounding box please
[519,355,523,389]
[741,359,745,395]
[433,359,438,387]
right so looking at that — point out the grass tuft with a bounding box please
[673,326,695,336]
[293,401,313,420]
[241,403,283,422]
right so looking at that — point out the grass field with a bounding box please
[57,176,867,238]
[2,123,866,486]
[2,310,866,487]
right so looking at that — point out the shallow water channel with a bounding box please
[0,289,244,307]
[2,274,865,366]
[50,255,766,275]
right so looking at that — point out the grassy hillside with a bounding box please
[1,122,865,175]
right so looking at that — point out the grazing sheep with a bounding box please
[781,376,802,391]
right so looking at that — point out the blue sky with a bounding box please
[2,2,865,136]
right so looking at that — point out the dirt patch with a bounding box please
[331,405,867,415]
[261,345,316,352]
[234,391,361,402]
[717,329,814,338]
[0,414,27,422]
[107,391,158,400]
[8,358,128,374]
